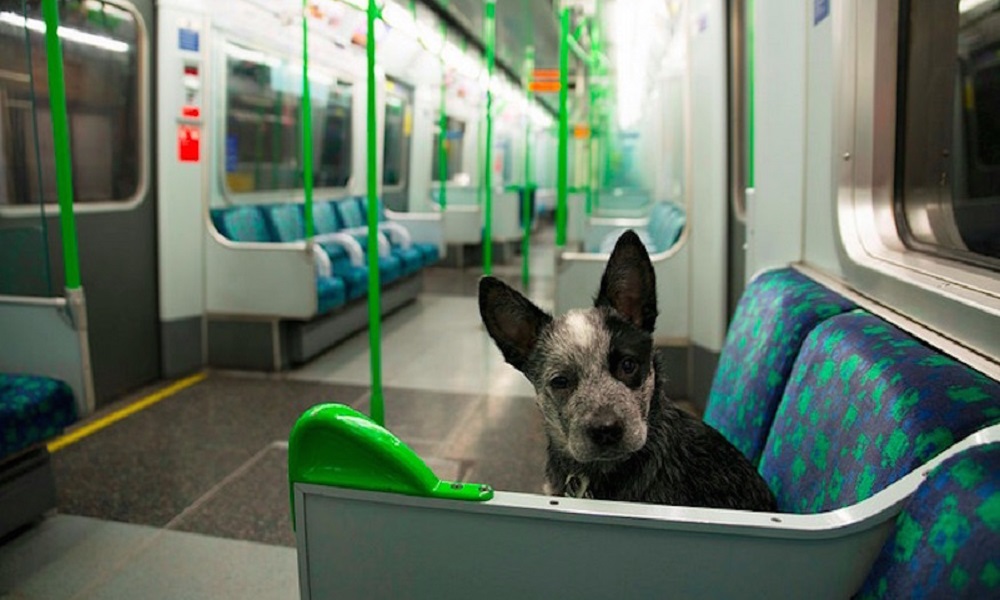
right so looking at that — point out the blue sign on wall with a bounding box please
[814,0,830,25]
[178,27,199,52]
[226,136,238,173]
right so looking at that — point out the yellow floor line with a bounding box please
[47,371,208,453]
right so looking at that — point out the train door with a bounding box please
[0,0,160,406]
[383,78,414,211]
[727,0,752,319]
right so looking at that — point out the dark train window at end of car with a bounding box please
[224,44,352,194]
[383,89,411,188]
[431,116,465,182]
[0,2,141,206]
[896,0,1000,269]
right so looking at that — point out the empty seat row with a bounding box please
[211,197,439,315]
[587,201,686,254]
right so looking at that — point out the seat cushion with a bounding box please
[212,206,272,242]
[316,276,347,314]
[333,264,368,301]
[1,374,76,457]
[758,312,1000,514]
[413,242,440,265]
[392,246,423,276]
[857,443,1000,599]
[263,204,305,242]
[313,201,343,235]
[704,268,856,465]
[335,198,367,229]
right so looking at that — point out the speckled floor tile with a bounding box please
[53,376,367,528]
[168,443,294,547]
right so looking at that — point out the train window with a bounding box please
[431,116,465,182]
[896,0,1000,269]
[382,81,412,188]
[224,44,352,193]
[0,1,141,205]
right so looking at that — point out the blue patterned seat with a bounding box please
[333,198,403,283]
[361,196,441,267]
[856,443,1000,599]
[211,205,273,242]
[1,373,76,458]
[313,202,368,301]
[595,202,686,254]
[704,268,856,465]
[758,311,1000,514]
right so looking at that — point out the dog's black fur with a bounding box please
[479,230,777,511]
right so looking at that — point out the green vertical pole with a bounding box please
[483,0,496,275]
[437,24,448,209]
[366,0,384,426]
[302,2,315,238]
[522,45,534,288]
[556,6,569,247]
[747,0,756,189]
[41,0,81,290]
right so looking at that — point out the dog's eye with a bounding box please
[621,358,638,375]
[550,375,570,390]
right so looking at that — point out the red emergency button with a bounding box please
[181,105,200,118]
[178,124,200,162]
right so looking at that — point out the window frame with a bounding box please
[381,78,412,192]
[892,0,1000,272]
[0,0,150,217]
[219,38,354,204]
[835,0,1000,367]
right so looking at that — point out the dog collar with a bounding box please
[564,474,593,499]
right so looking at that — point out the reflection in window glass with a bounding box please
[0,1,141,205]
[898,1,1000,266]
[225,44,352,193]
[431,117,464,182]
[383,86,411,187]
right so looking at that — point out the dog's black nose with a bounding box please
[587,422,624,447]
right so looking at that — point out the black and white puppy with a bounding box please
[479,230,776,511]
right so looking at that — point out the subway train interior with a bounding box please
[1,0,999,597]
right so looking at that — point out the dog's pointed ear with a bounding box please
[595,230,658,332]
[479,276,552,372]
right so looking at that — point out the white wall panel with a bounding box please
[687,0,728,352]
[746,0,807,278]
[804,6,842,275]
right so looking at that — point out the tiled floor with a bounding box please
[1,233,557,599]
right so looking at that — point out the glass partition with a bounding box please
[383,80,412,189]
[0,0,141,206]
[0,1,55,297]
[224,42,353,195]
[896,0,1000,269]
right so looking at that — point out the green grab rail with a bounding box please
[301,1,315,238]
[522,45,535,288]
[437,23,448,209]
[482,0,496,275]
[366,0,384,426]
[747,0,756,189]
[288,404,494,525]
[556,6,569,247]
[41,0,81,290]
